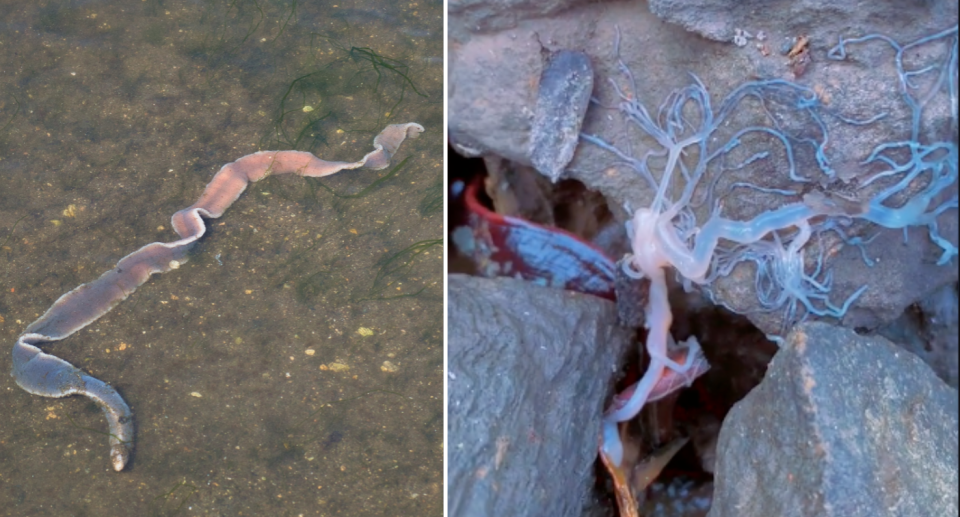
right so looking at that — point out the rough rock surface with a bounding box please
[447,274,632,517]
[646,0,960,44]
[709,321,959,517]
[530,49,594,182]
[448,0,591,41]
[447,0,959,336]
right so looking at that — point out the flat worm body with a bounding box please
[452,177,617,300]
[11,122,424,471]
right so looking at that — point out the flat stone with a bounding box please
[530,49,594,182]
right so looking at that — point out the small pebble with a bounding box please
[780,38,795,55]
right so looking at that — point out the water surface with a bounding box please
[0,0,443,515]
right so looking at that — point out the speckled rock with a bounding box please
[448,0,592,41]
[530,49,594,182]
[646,0,959,45]
[709,321,959,517]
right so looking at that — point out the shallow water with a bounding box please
[0,0,443,515]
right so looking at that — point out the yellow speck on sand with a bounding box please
[63,204,77,218]
[190,392,202,398]
[327,363,350,372]
[302,105,314,113]
[245,289,253,295]
[50,220,62,227]
[381,361,399,373]
[305,349,316,356]
[235,337,243,344]
[349,228,358,235]
[118,342,128,351]
[357,327,374,337]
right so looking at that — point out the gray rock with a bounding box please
[448,0,592,41]
[646,0,959,45]
[530,50,594,182]
[448,29,542,162]
[709,321,959,517]
[447,274,631,517]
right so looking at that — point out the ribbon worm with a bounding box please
[11,122,424,471]
[451,177,617,300]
